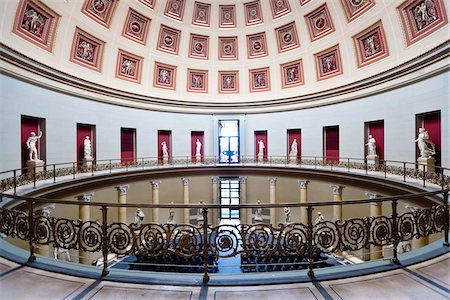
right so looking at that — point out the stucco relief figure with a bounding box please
[290,139,298,156]
[322,55,335,73]
[365,135,377,156]
[254,73,265,87]
[414,127,435,158]
[258,139,265,156]
[284,207,291,223]
[414,0,437,29]
[286,67,297,83]
[22,8,44,36]
[77,41,94,61]
[135,208,145,226]
[364,35,380,57]
[192,74,203,88]
[223,76,233,89]
[254,200,263,222]
[121,59,135,76]
[195,139,202,156]
[161,141,169,157]
[26,131,43,161]
[159,69,170,84]
[84,136,92,159]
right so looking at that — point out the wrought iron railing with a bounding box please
[0,189,448,282]
[1,155,449,194]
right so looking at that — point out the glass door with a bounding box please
[219,178,240,220]
[219,120,239,163]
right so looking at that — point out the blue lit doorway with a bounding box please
[219,120,239,163]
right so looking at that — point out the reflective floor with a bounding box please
[0,253,448,300]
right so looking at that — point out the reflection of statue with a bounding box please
[315,212,324,225]
[26,131,43,161]
[254,200,263,222]
[258,139,265,156]
[366,135,377,156]
[167,202,175,224]
[414,127,435,158]
[161,141,169,157]
[290,139,298,156]
[195,139,202,156]
[84,136,92,159]
[135,208,145,226]
[284,207,291,223]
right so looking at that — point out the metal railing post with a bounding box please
[202,207,209,283]
[33,166,36,188]
[53,164,56,183]
[347,158,350,173]
[403,162,406,182]
[365,161,368,175]
[422,164,426,187]
[92,161,95,176]
[101,205,110,276]
[109,160,112,174]
[384,161,387,178]
[28,201,36,262]
[314,157,317,169]
[72,162,76,179]
[391,199,400,265]
[307,205,315,278]
[13,169,17,195]
[443,190,449,247]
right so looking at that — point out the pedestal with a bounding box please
[257,154,264,163]
[163,155,169,165]
[417,157,435,173]
[196,154,202,165]
[83,157,93,168]
[366,154,379,168]
[289,155,297,164]
[27,160,44,174]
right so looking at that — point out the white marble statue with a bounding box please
[290,139,298,156]
[257,139,265,156]
[197,200,204,221]
[54,247,71,262]
[26,131,43,161]
[414,127,436,158]
[135,208,145,226]
[195,139,202,156]
[315,212,324,225]
[284,207,291,223]
[366,135,377,156]
[161,141,169,157]
[167,202,175,224]
[254,200,263,222]
[84,136,92,159]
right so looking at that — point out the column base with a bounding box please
[417,157,435,173]
[366,155,379,168]
[27,160,45,174]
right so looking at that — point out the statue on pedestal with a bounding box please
[167,202,175,224]
[26,131,43,161]
[84,136,92,159]
[195,139,202,156]
[254,200,263,222]
[365,135,377,156]
[135,208,145,226]
[161,141,169,156]
[315,212,324,225]
[414,127,435,158]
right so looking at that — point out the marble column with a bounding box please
[151,181,160,223]
[367,192,382,260]
[181,178,190,224]
[77,192,94,264]
[331,185,344,222]
[298,180,310,225]
[115,185,129,224]
[269,177,277,225]
[211,177,219,226]
[240,176,248,225]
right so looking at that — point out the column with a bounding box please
[269,177,277,225]
[35,204,55,258]
[181,178,190,224]
[331,185,344,222]
[151,181,160,223]
[240,176,248,225]
[77,192,94,264]
[211,177,219,226]
[367,192,382,260]
[116,185,129,224]
[298,180,310,225]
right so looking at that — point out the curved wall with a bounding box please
[0,69,448,172]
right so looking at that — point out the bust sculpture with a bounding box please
[414,127,435,158]
[84,136,92,159]
[26,131,43,161]
[366,135,377,156]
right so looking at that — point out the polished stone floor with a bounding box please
[0,253,448,300]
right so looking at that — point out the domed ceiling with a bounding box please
[1,0,449,107]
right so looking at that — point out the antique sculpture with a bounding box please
[258,139,265,156]
[290,139,298,156]
[135,208,145,226]
[366,135,377,156]
[315,212,324,225]
[26,131,43,161]
[167,202,175,224]
[414,127,435,158]
[84,136,92,159]
[254,200,263,222]
[195,139,202,156]
[161,141,169,157]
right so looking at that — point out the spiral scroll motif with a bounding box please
[342,218,367,251]
[279,223,307,256]
[314,221,339,253]
[170,225,203,257]
[432,205,446,232]
[108,223,133,254]
[209,225,240,257]
[79,221,102,252]
[0,209,16,236]
[398,212,415,241]
[15,212,30,240]
[54,218,78,249]
[242,224,277,257]
[416,209,432,237]
[370,216,392,246]
[138,224,166,256]
[33,216,52,244]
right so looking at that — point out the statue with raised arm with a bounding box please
[366,135,377,156]
[195,139,202,156]
[26,131,43,161]
[289,139,298,157]
[414,127,435,158]
[84,136,92,159]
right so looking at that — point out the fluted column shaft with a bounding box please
[299,180,309,225]
[182,178,190,223]
[269,177,277,225]
[240,176,248,224]
[211,177,219,226]
[116,185,129,224]
[77,192,94,264]
[151,181,161,223]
